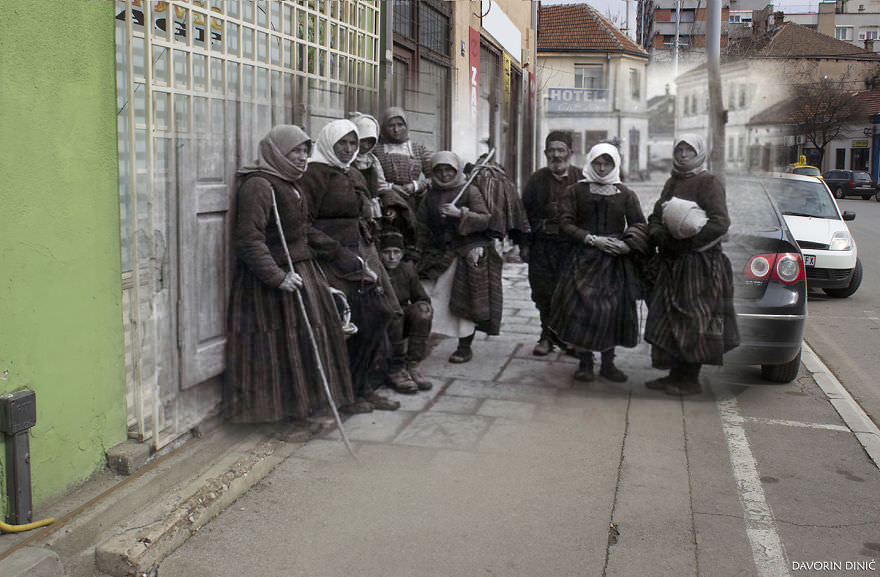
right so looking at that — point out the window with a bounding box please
[739,85,747,108]
[679,9,695,22]
[629,68,641,99]
[393,0,414,39]
[574,64,602,89]
[859,29,878,40]
[835,26,853,41]
[419,4,449,55]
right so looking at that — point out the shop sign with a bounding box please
[469,27,480,126]
[116,0,223,43]
[851,139,869,148]
[547,88,609,112]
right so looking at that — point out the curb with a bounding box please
[94,427,313,577]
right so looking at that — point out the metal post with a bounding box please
[5,433,32,524]
[673,0,681,78]
[706,0,726,173]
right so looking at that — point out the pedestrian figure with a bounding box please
[351,112,414,239]
[373,107,433,256]
[300,119,402,413]
[521,131,583,356]
[548,143,647,382]
[378,231,434,393]
[225,125,362,422]
[416,151,493,364]
[644,134,740,395]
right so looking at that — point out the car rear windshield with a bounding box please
[764,179,839,220]
[791,166,821,176]
[725,178,784,232]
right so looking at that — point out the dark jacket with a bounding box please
[647,172,730,253]
[521,165,583,245]
[386,261,430,307]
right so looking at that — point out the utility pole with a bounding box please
[673,0,681,78]
[706,0,725,173]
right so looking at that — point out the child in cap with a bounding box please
[379,231,434,393]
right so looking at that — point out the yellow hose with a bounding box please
[0,517,55,533]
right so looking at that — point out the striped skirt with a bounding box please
[548,247,640,352]
[645,246,740,367]
[225,259,355,423]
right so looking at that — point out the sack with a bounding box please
[662,197,708,240]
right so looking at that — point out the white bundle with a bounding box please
[661,197,708,239]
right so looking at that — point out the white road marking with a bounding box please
[741,416,850,432]
[802,342,880,469]
[717,395,792,577]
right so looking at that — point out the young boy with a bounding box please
[378,231,434,393]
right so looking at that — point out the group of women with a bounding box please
[224,115,740,425]
[225,108,498,423]
[545,134,739,396]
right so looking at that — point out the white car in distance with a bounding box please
[765,173,862,298]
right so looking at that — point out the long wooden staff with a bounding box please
[269,189,358,462]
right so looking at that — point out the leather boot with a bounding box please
[599,349,628,382]
[574,352,595,382]
[389,341,418,394]
[533,331,554,356]
[406,361,433,391]
[665,363,702,396]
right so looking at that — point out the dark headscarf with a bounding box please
[381,106,408,143]
[671,133,707,178]
[237,125,311,183]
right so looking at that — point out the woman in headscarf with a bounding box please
[644,134,739,396]
[415,151,493,363]
[300,119,403,412]
[373,107,434,255]
[351,112,413,238]
[226,125,363,422]
[547,143,648,383]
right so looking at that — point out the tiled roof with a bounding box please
[853,88,880,115]
[537,3,648,58]
[731,22,877,59]
[748,88,880,125]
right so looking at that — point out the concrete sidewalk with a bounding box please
[4,261,879,577]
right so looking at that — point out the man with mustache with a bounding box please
[521,131,583,356]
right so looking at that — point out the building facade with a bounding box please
[537,3,650,177]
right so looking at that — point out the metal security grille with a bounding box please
[115,0,379,449]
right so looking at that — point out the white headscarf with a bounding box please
[582,142,622,195]
[310,119,359,171]
[672,133,707,178]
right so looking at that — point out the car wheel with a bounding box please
[761,349,801,383]
[876,191,880,202]
[823,258,862,298]
[834,187,846,199]
[862,194,872,200]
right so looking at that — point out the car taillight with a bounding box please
[849,180,854,186]
[744,252,805,283]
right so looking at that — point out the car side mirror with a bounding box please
[842,211,856,221]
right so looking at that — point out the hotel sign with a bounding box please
[547,88,609,113]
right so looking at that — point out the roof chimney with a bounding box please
[865,39,875,52]
[773,11,785,26]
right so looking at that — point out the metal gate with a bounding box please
[115,0,380,449]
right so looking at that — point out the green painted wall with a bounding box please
[0,0,127,513]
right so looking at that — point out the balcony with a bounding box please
[546,88,610,113]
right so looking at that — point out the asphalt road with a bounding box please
[803,196,880,428]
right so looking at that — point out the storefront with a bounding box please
[115,0,381,449]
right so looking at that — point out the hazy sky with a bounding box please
[540,0,822,31]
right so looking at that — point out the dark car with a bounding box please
[722,176,808,383]
[821,169,878,199]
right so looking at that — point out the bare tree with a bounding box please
[792,78,863,167]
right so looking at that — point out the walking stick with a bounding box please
[450,148,496,206]
[269,189,359,463]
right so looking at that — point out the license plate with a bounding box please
[803,254,816,267]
